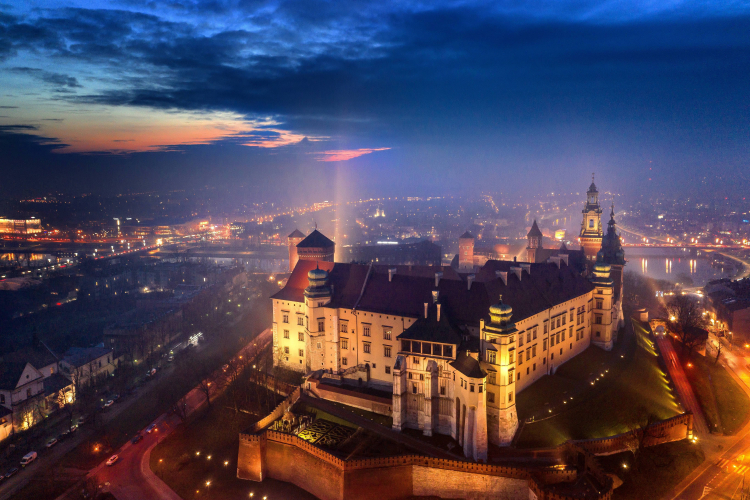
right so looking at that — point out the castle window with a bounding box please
[317,342,322,349]
[299,349,304,357]
[526,367,529,375]
[433,344,442,356]
[342,357,347,366]
[526,332,531,343]
[526,348,531,361]
[363,343,371,354]
[550,336,555,347]
[384,346,392,358]
[412,383,418,394]
[556,318,561,328]
[596,331,601,337]
[423,343,432,355]
[402,340,411,352]
[562,315,566,326]
[589,219,594,228]
[284,347,289,354]
[487,392,495,403]
[340,322,348,333]
[341,339,348,349]
[488,372,496,385]
[543,322,548,334]
[298,316,304,326]
[517,372,521,381]
[518,353,523,365]
[299,332,304,342]
[595,314,603,325]
[596,300,603,309]
[470,384,475,393]
[283,330,289,339]
[532,345,537,357]
[532,327,538,340]
[363,325,371,337]
[509,392,513,403]
[413,357,419,364]
[443,345,453,358]
[282,314,289,324]
[408,372,413,379]
[487,351,496,364]
[318,320,325,332]
[561,330,565,342]
[440,383,446,395]
[543,339,548,351]
[519,335,524,347]
[509,351,515,363]
[383,328,392,340]
[508,369,514,383]
[0,394,4,404]
[420,373,424,381]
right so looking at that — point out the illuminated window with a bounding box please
[298,332,304,342]
[282,314,289,323]
[297,317,304,326]
[342,357,348,366]
[284,347,289,354]
[283,330,289,339]
[318,320,324,332]
[384,346,392,358]
[383,328,392,340]
[341,339,348,349]
[487,351,496,364]
[363,343,371,354]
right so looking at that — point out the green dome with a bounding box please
[489,296,512,324]
[308,267,328,281]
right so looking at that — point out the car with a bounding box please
[131,434,143,444]
[111,394,120,402]
[145,424,157,433]
[222,364,229,371]
[77,417,85,426]
[20,452,37,466]
[46,438,58,448]
[58,430,71,440]
[5,467,19,478]
[103,400,114,408]
[70,424,79,433]
[106,455,118,466]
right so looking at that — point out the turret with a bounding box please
[580,173,604,263]
[458,231,475,271]
[480,295,518,446]
[288,229,305,272]
[526,220,543,262]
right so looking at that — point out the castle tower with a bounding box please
[458,231,475,271]
[590,262,615,350]
[304,266,332,372]
[480,296,519,446]
[598,204,626,328]
[580,174,603,262]
[288,229,305,272]
[526,220,543,263]
[296,229,335,265]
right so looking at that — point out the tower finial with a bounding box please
[498,294,503,303]
[592,172,595,183]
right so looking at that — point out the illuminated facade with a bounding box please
[271,229,622,460]
[579,176,604,261]
[0,218,42,235]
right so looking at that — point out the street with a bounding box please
[54,327,271,500]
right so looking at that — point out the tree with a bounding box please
[714,338,723,365]
[173,395,190,423]
[624,408,667,472]
[667,294,708,355]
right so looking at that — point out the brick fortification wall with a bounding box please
[239,430,577,500]
[573,413,692,456]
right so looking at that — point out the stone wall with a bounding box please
[238,429,578,500]
[307,377,392,416]
[573,413,692,456]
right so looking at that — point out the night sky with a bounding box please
[1,1,749,199]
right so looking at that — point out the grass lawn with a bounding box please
[151,388,317,500]
[515,319,681,448]
[681,344,750,435]
[598,439,704,500]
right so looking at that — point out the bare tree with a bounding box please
[667,295,708,355]
[624,408,667,472]
[173,395,190,423]
[714,339,723,365]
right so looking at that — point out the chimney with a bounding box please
[432,290,439,303]
[388,268,397,282]
[424,302,429,319]
[467,274,475,290]
[496,271,508,285]
[511,266,523,281]
[514,256,517,262]
[434,272,443,287]
[437,303,441,322]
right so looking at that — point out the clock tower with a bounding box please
[580,174,603,262]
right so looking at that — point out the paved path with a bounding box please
[653,330,709,435]
[53,328,272,500]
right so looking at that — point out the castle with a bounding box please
[271,179,625,461]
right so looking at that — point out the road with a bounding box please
[653,331,709,436]
[55,328,272,500]
[666,337,750,500]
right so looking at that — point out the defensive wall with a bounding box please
[306,376,392,416]
[237,384,691,499]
